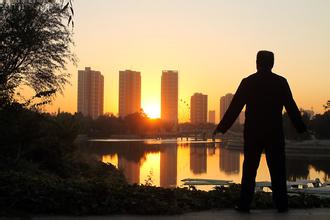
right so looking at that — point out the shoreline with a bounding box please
[2,208,330,219]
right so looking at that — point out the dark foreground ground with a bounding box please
[1,209,330,220]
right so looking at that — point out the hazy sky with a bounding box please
[46,0,330,121]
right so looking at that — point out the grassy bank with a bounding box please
[1,169,329,216]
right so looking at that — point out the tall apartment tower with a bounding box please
[220,93,233,120]
[77,67,104,119]
[208,110,216,124]
[119,70,141,118]
[161,70,178,124]
[190,93,208,124]
[220,93,239,124]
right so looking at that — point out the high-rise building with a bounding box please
[190,93,208,124]
[220,93,233,121]
[77,67,104,119]
[220,93,240,124]
[161,70,178,124]
[119,70,141,118]
[208,110,216,124]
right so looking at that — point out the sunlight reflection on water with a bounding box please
[94,139,329,191]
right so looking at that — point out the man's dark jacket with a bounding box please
[215,71,306,145]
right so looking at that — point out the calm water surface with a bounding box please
[87,139,329,190]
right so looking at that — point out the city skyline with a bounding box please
[43,0,330,122]
[75,67,318,122]
[78,67,229,122]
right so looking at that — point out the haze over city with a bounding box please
[46,0,330,121]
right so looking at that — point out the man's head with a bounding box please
[256,50,274,71]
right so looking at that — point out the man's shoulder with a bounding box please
[245,72,258,80]
[243,72,259,83]
[245,72,287,82]
[272,72,287,81]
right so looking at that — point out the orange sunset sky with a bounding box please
[45,0,330,122]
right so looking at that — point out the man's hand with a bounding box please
[307,130,316,140]
[298,129,315,141]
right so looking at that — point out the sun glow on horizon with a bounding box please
[44,1,330,116]
[142,103,160,119]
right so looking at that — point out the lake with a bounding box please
[85,139,329,190]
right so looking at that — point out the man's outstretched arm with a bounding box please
[214,79,247,134]
[283,79,307,133]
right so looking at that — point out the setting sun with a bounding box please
[143,103,160,119]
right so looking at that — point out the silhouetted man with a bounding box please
[213,50,306,213]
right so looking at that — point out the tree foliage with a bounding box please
[310,111,330,139]
[0,0,75,107]
[324,100,330,111]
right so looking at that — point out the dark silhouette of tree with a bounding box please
[310,111,330,139]
[324,100,330,111]
[0,0,75,107]
[124,112,149,135]
[92,114,126,137]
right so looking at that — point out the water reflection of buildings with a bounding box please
[160,146,177,187]
[91,140,330,186]
[190,144,207,174]
[118,157,140,184]
[102,154,118,168]
[219,148,240,174]
[207,146,216,156]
